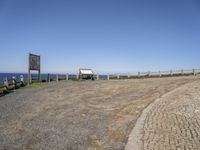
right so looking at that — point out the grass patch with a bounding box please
[0,82,49,97]
[0,87,13,96]
[25,82,48,88]
[0,88,4,93]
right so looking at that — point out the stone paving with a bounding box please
[126,80,200,150]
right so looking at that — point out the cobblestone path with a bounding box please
[126,80,200,150]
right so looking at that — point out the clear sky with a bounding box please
[0,0,200,74]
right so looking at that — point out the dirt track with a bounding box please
[0,76,199,150]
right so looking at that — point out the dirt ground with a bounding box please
[0,76,199,150]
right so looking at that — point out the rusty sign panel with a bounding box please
[29,53,40,70]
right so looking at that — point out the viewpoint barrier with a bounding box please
[1,69,200,87]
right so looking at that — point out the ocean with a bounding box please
[0,73,60,84]
[0,73,108,84]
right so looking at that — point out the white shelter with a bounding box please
[79,68,94,80]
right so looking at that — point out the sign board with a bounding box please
[29,54,40,70]
[28,53,41,84]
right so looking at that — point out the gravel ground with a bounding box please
[126,78,200,150]
[0,76,199,150]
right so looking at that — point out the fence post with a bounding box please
[170,70,173,76]
[56,74,59,82]
[127,72,130,78]
[181,69,184,75]
[193,69,195,76]
[148,71,151,77]
[96,74,99,80]
[66,74,68,80]
[49,74,51,82]
[3,77,8,89]
[159,71,161,77]
[12,76,16,87]
[138,72,140,78]
[117,74,120,79]
[107,74,110,80]
[76,74,79,80]
[20,75,24,83]
[47,74,50,82]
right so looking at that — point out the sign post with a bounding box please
[28,53,41,85]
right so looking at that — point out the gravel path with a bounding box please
[126,79,200,150]
[0,77,199,150]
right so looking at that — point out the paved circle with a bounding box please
[126,80,200,150]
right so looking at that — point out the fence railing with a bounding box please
[0,75,25,96]
[1,69,200,88]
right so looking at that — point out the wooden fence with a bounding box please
[108,69,200,79]
[0,75,25,96]
[41,68,200,81]
[1,69,200,87]
[0,68,199,96]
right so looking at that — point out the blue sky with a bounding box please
[0,0,200,74]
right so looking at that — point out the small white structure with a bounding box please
[79,68,94,80]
